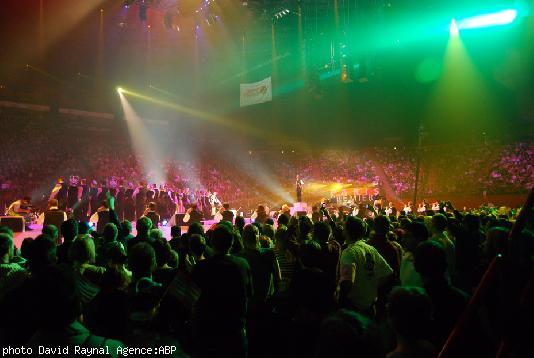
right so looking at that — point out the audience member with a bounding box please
[339,216,393,315]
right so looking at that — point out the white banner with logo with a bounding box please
[240,77,272,107]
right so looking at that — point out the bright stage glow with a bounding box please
[118,87,291,143]
[118,92,166,185]
[449,19,459,37]
[117,87,123,93]
[457,9,517,30]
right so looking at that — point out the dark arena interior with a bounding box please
[0,0,533,357]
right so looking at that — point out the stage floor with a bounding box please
[12,219,241,249]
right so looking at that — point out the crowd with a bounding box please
[0,192,532,357]
[1,107,532,216]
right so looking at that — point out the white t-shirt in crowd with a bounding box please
[400,251,423,287]
[340,240,393,310]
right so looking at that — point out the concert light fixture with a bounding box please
[449,19,459,36]
[458,9,517,30]
[117,87,123,93]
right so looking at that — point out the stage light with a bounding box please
[162,219,168,226]
[117,87,123,93]
[458,9,517,30]
[449,19,459,36]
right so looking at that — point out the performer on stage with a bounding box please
[134,181,147,220]
[144,202,160,228]
[89,180,100,216]
[76,178,90,222]
[385,202,397,217]
[183,204,203,225]
[6,196,34,228]
[124,183,136,221]
[214,203,234,223]
[296,175,304,202]
[67,176,80,211]
[37,199,67,239]
[209,191,221,217]
[89,200,110,234]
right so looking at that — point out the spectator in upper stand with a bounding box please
[0,233,28,301]
[26,266,124,355]
[368,215,403,279]
[57,219,78,264]
[429,213,455,279]
[414,240,469,347]
[144,201,160,229]
[27,234,57,276]
[238,224,281,306]
[192,224,252,358]
[313,220,341,294]
[386,286,436,358]
[126,216,153,253]
[42,224,59,245]
[339,216,393,315]
[315,309,383,358]
[400,221,428,287]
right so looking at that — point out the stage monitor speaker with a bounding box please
[296,211,308,217]
[174,214,186,226]
[0,216,25,232]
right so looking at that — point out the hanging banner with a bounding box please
[240,77,272,107]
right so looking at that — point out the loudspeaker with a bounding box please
[174,214,186,226]
[0,216,25,232]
